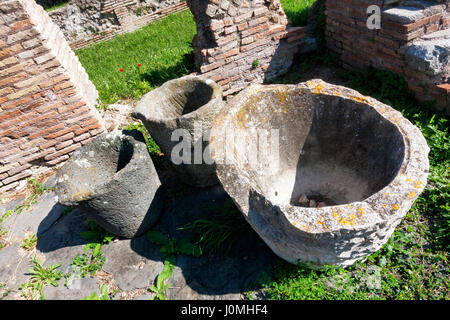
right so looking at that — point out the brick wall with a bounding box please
[0,0,106,195]
[48,0,188,50]
[326,0,450,112]
[187,0,307,96]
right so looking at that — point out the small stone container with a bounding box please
[210,80,430,267]
[132,75,225,187]
[56,130,164,238]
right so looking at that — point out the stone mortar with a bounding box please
[55,129,164,238]
[132,75,225,187]
[209,79,430,267]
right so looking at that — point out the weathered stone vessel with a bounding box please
[56,130,163,238]
[210,80,430,267]
[133,75,225,187]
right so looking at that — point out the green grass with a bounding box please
[76,10,197,106]
[76,2,317,106]
[123,123,161,156]
[281,0,317,26]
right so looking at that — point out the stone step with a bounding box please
[405,29,450,76]
[382,1,446,24]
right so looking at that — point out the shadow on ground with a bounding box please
[34,170,279,299]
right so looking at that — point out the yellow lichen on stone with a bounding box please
[408,192,416,198]
[349,95,369,104]
[313,83,325,94]
[392,204,399,210]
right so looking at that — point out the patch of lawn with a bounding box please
[251,54,449,300]
[281,0,317,26]
[43,0,70,12]
[76,3,319,105]
[76,10,196,106]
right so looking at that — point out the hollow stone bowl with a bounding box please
[209,80,430,267]
[132,75,225,187]
[55,130,164,238]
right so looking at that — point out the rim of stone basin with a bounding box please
[133,75,223,122]
[210,79,430,235]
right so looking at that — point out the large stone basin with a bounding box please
[133,75,225,187]
[56,130,164,238]
[209,80,430,267]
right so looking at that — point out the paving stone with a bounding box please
[102,237,164,292]
[406,39,450,75]
[42,276,98,300]
[383,6,426,24]
[3,192,65,243]
[35,208,90,254]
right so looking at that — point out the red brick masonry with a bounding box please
[0,0,106,195]
[326,0,450,112]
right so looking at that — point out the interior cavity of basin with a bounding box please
[149,78,214,119]
[233,87,406,207]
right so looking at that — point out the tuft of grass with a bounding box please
[0,282,10,300]
[149,260,174,300]
[280,0,317,26]
[83,285,110,300]
[64,219,114,286]
[1,178,53,251]
[43,0,70,12]
[76,10,196,105]
[123,123,161,156]
[20,234,38,251]
[178,199,252,256]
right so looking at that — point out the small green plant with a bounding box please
[146,230,201,261]
[70,244,106,279]
[83,284,110,300]
[0,209,12,224]
[20,256,63,300]
[252,59,260,69]
[62,206,74,217]
[44,0,70,12]
[178,199,252,256]
[20,234,38,251]
[15,178,54,214]
[65,219,114,284]
[149,260,174,300]
[123,123,161,156]
[146,230,201,300]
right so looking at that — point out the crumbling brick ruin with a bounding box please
[0,0,106,195]
[326,0,450,112]
[45,0,188,49]
[187,0,307,96]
